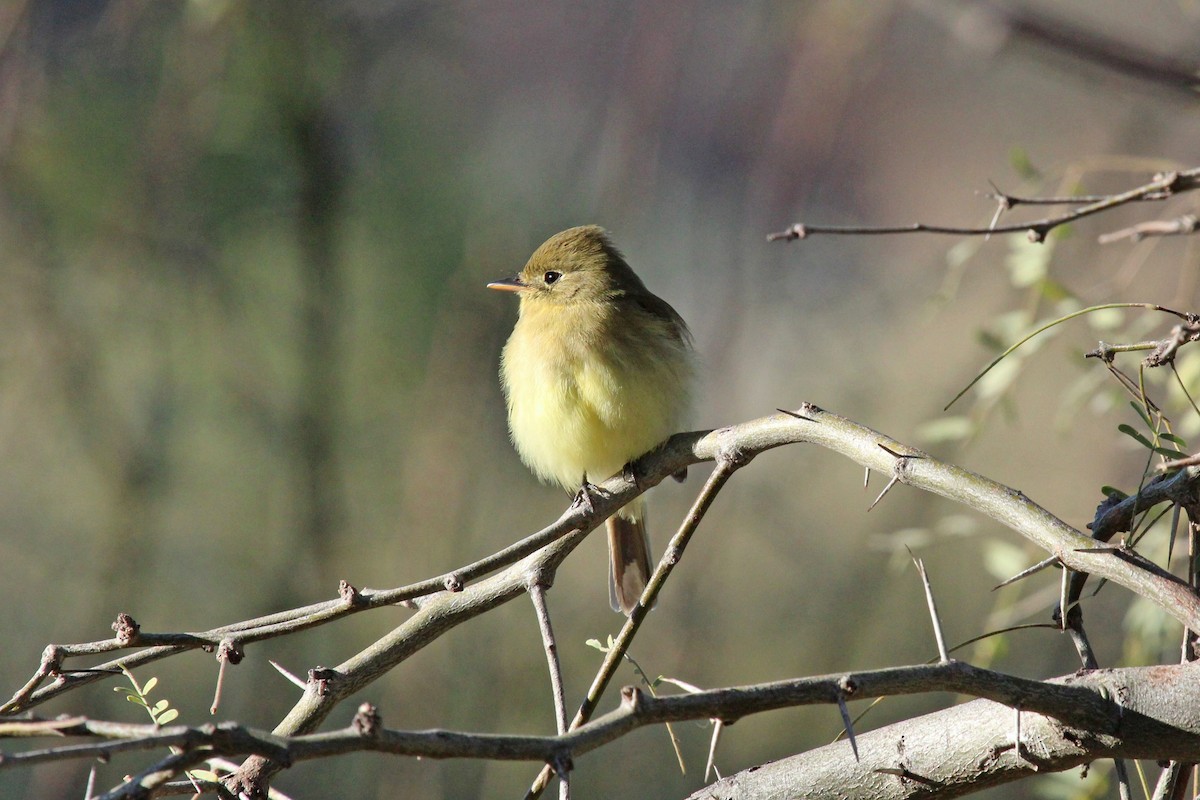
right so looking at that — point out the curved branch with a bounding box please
[6,406,1199,797]
[233,405,1200,794]
[688,663,1200,800]
[5,662,1199,796]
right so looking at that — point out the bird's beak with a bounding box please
[487,275,526,293]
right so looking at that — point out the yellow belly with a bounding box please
[500,302,691,502]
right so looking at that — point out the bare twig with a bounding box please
[528,584,571,800]
[768,169,1200,245]
[526,452,745,799]
[529,585,568,737]
[1099,215,1199,244]
[7,662,1198,788]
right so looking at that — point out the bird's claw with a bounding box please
[572,479,603,515]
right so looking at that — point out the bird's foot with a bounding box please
[571,478,606,516]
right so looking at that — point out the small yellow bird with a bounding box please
[489,226,694,614]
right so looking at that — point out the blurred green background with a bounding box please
[2,2,1199,798]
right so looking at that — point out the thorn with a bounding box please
[993,555,1060,590]
[909,549,949,662]
[210,640,243,716]
[1059,564,1070,632]
[269,660,308,690]
[837,694,860,761]
[985,199,1005,242]
[868,475,900,511]
[777,407,817,423]
[211,659,229,715]
[863,466,871,491]
[704,719,724,781]
[1013,705,1025,763]
[1167,503,1180,567]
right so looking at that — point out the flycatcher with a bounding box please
[489,226,694,614]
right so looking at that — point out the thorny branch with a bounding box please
[5,407,1200,796]
[5,662,1200,793]
[767,168,1200,245]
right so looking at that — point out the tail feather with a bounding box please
[607,514,653,615]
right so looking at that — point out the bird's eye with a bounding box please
[543,270,562,285]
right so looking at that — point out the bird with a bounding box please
[488,225,694,614]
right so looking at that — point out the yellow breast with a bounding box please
[500,298,692,494]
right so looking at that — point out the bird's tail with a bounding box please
[607,509,653,615]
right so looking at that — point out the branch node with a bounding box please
[1157,169,1182,191]
[620,685,644,712]
[552,752,574,780]
[443,573,465,593]
[217,639,245,666]
[112,613,140,646]
[715,438,753,470]
[338,580,364,606]
[308,667,340,696]
[352,702,382,737]
[211,640,243,715]
[1085,342,1116,362]
[40,644,64,676]
[766,223,807,242]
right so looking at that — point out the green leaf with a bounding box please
[1039,279,1072,303]
[188,770,220,783]
[585,638,604,651]
[1009,146,1041,180]
[915,416,975,444]
[1100,486,1128,500]
[1117,424,1153,449]
[981,540,1029,583]
[976,354,1022,401]
[1128,401,1152,427]
[141,677,157,695]
[1006,237,1053,288]
[1088,307,1125,330]
[946,238,980,269]
[152,699,169,714]
[977,329,1007,352]
[156,708,179,725]
[1153,447,1188,460]
[1160,432,1187,446]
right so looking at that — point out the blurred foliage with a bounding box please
[1,1,1200,798]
